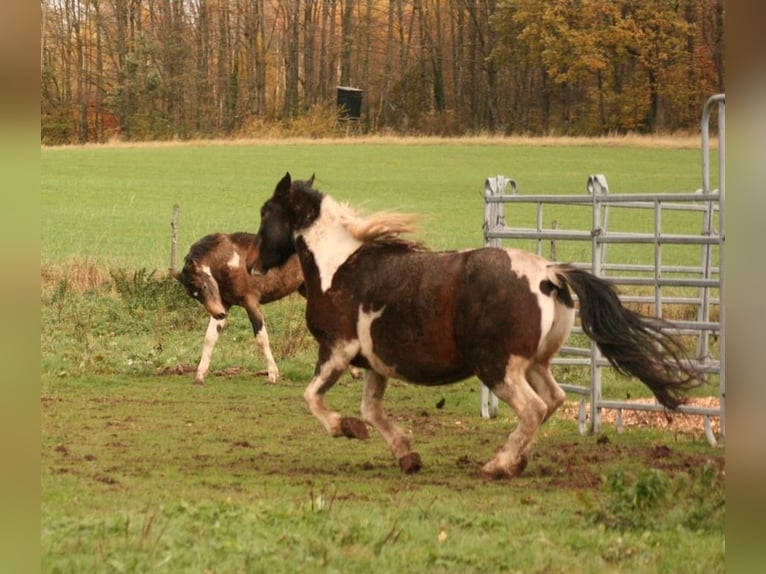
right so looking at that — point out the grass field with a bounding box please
[41,138,724,572]
[41,137,716,269]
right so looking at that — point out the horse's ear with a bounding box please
[307,173,315,187]
[275,172,291,198]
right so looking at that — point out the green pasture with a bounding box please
[41,141,715,269]
[41,140,723,572]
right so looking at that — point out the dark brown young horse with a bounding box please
[253,173,701,479]
[171,232,303,385]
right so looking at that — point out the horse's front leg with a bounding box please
[254,325,279,384]
[244,303,279,384]
[304,343,368,440]
[360,370,421,474]
[195,316,226,385]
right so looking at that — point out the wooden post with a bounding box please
[170,204,180,272]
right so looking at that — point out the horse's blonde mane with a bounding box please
[335,201,422,249]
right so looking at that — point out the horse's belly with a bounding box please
[362,345,473,385]
[358,307,472,384]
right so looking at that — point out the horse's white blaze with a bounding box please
[200,264,213,277]
[226,251,241,269]
[300,196,362,292]
[357,305,399,378]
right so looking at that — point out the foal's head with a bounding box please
[171,258,226,320]
[255,172,318,272]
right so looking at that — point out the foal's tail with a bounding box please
[552,264,702,410]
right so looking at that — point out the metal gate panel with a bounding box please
[480,95,725,447]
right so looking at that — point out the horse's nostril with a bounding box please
[216,312,226,320]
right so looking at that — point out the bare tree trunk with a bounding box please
[377,0,396,128]
[340,0,354,85]
[303,0,317,108]
[451,3,465,130]
[281,0,301,118]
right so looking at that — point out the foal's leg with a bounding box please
[481,355,547,480]
[244,302,279,384]
[304,342,369,440]
[526,362,566,422]
[360,370,421,474]
[254,324,279,384]
[195,315,226,385]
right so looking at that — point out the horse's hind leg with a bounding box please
[526,362,566,422]
[481,355,547,480]
[360,370,421,474]
[195,316,226,385]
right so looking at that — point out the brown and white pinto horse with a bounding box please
[253,173,701,479]
[171,232,303,385]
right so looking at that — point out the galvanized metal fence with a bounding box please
[480,94,725,447]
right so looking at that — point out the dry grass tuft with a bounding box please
[41,261,113,292]
[42,133,714,151]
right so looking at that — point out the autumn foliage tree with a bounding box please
[40,0,724,144]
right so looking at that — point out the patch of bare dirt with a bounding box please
[156,364,268,378]
[559,397,722,437]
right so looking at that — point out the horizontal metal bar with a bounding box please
[485,192,721,205]
[620,295,721,307]
[558,347,592,357]
[485,228,722,245]
[560,384,589,395]
[606,277,719,288]
[596,400,721,418]
[600,263,721,275]
[552,356,720,371]
[597,233,721,245]
[485,228,592,241]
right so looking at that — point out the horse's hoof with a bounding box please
[340,417,369,440]
[480,455,527,480]
[193,379,205,387]
[399,452,422,474]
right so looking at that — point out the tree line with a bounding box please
[40,0,724,144]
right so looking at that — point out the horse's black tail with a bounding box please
[553,265,702,410]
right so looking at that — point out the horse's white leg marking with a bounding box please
[482,355,547,479]
[303,341,361,437]
[255,324,279,384]
[195,316,226,385]
[360,370,412,459]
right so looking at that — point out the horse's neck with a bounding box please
[298,214,361,294]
